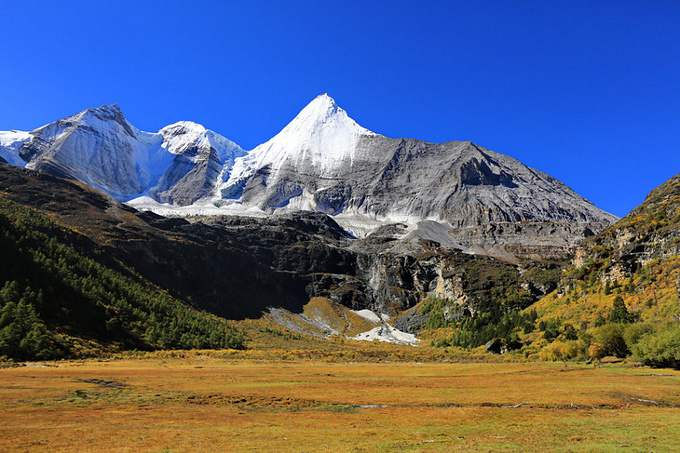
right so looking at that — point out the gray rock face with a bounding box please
[330,136,612,227]
[150,122,245,205]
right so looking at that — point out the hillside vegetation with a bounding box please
[424,173,680,368]
[0,196,245,360]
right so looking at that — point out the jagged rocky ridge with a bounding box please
[0,95,617,260]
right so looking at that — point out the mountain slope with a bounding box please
[0,164,566,347]
[20,104,169,197]
[531,172,680,366]
[574,173,680,272]
[0,174,245,360]
[0,164,305,320]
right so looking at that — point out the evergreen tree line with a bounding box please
[0,198,245,361]
[430,304,537,350]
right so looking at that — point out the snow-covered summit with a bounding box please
[221,94,378,196]
[159,121,245,163]
[148,121,246,205]
[284,93,374,138]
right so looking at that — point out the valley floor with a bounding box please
[1,355,679,452]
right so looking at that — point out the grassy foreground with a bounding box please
[1,354,679,452]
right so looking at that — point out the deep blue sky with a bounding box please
[1,1,678,217]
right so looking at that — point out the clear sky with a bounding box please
[1,1,678,217]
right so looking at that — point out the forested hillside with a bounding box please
[0,196,245,360]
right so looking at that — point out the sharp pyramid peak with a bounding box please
[309,92,338,108]
[296,93,341,120]
[284,93,375,136]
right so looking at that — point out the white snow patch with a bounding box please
[351,309,382,323]
[0,130,31,166]
[332,214,384,238]
[126,196,268,217]
[353,324,420,345]
[271,191,316,213]
[127,196,169,207]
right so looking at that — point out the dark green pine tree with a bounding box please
[608,296,635,324]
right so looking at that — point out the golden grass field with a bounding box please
[1,352,679,452]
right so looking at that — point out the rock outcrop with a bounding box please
[573,173,680,281]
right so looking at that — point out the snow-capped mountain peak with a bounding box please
[222,94,377,190]
[291,93,344,126]
[0,97,618,260]
[158,121,245,162]
[279,93,374,138]
[0,103,250,205]
[70,103,137,138]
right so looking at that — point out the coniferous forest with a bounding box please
[0,197,245,360]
